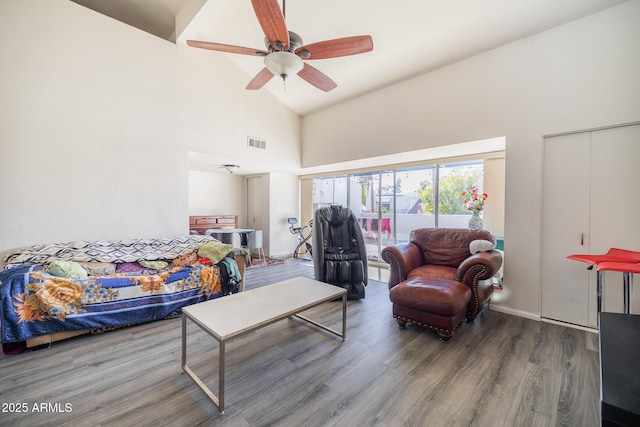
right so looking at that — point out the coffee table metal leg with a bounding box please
[181,315,187,371]
[218,340,225,414]
[181,314,225,414]
[342,293,347,340]
[292,293,347,340]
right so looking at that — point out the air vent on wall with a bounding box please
[247,137,266,150]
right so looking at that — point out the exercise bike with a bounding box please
[288,217,313,259]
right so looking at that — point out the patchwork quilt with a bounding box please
[0,236,242,345]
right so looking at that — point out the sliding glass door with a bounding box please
[312,175,347,212]
[393,166,436,243]
[311,160,486,262]
[347,171,394,260]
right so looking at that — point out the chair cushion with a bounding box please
[411,228,495,268]
[408,264,457,281]
[389,277,470,316]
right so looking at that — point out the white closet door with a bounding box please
[541,132,592,326]
[247,176,263,230]
[542,123,640,328]
[590,124,640,317]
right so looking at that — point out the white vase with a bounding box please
[468,210,483,230]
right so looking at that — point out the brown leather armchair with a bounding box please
[381,228,503,322]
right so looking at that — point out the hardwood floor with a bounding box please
[0,258,600,426]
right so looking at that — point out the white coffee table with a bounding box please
[181,276,347,414]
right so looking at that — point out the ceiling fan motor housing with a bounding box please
[266,31,304,53]
[264,31,305,80]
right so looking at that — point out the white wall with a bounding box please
[483,157,505,237]
[0,0,184,248]
[179,45,302,172]
[302,1,640,319]
[0,0,302,252]
[188,171,246,225]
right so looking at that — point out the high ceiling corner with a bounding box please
[71,0,628,116]
[71,0,188,42]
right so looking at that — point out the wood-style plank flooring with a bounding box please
[0,258,600,426]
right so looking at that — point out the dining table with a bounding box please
[206,228,255,247]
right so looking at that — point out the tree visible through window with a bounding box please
[418,163,483,215]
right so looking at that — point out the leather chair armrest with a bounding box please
[381,242,423,290]
[455,250,503,284]
[456,250,503,320]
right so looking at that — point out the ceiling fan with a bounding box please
[186,0,373,92]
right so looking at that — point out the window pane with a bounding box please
[380,170,395,247]
[437,161,484,228]
[394,166,436,244]
[312,177,334,211]
[334,175,348,208]
[310,159,489,266]
[349,172,379,260]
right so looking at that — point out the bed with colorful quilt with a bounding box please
[0,235,246,353]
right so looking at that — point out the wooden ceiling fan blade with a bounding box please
[298,63,337,92]
[296,36,373,60]
[187,40,268,56]
[246,67,275,90]
[251,0,289,51]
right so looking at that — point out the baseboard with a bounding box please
[277,252,312,262]
[489,304,540,321]
[540,317,599,333]
[489,305,599,333]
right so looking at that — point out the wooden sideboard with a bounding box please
[189,215,238,235]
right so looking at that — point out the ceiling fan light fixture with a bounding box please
[222,164,240,174]
[264,51,303,81]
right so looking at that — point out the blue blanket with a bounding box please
[0,260,238,344]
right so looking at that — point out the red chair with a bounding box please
[567,247,640,265]
[567,248,640,316]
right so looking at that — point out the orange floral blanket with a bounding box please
[0,263,226,344]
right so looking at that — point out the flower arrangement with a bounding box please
[461,187,488,212]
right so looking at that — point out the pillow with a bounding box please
[138,260,169,270]
[115,262,145,273]
[78,262,117,276]
[46,260,88,280]
[171,252,198,268]
[197,241,233,265]
[469,240,496,254]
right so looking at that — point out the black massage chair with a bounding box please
[312,205,367,299]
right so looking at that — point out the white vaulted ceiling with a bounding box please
[72,0,627,117]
